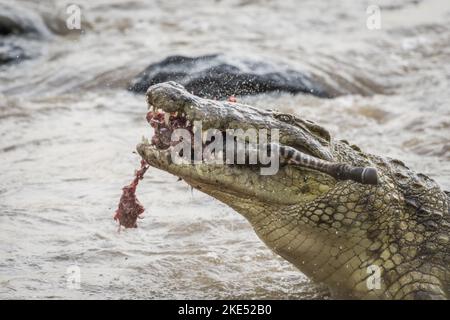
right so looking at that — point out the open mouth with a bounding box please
[145,104,272,165]
[146,106,192,150]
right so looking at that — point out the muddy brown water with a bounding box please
[0,0,449,299]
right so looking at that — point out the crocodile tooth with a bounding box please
[186,120,191,127]
[164,113,170,125]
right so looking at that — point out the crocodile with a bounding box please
[137,81,450,300]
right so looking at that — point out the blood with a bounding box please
[113,109,191,230]
[114,159,149,230]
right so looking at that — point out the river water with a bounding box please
[0,0,449,299]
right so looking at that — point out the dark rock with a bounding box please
[0,42,26,65]
[128,54,335,99]
[0,2,50,66]
[0,3,50,37]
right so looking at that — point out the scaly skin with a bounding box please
[137,82,450,299]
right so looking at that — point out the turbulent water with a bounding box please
[0,0,449,299]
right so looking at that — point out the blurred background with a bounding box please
[0,0,449,299]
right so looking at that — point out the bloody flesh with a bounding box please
[114,108,193,229]
[114,159,149,229]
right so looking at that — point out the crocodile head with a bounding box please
[137,81,449,299]
[138,81,337,205]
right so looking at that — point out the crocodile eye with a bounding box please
[275,113,294,123]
